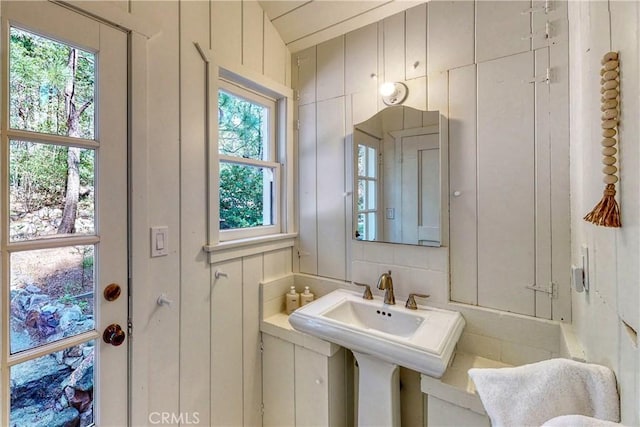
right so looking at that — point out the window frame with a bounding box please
[196,44,295,258]
[217,79,281,241]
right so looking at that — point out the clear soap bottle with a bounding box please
[300,286,315,306]
[285,286,300,314]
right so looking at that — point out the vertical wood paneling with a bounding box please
[449,64,478,305]
[609,0,639,332]
[476,1,531,63]
[329,348,348,426]
[383,11,405,83]
[296,46,317,106]
[316,36,345,101]
[295,346,329,426]
[427,0,475,74]
[345,23,378,95]
[285,50,292,87]
[211,259,244,426]
[345,100,354,281]
[549,2,571,324]
[242,255,264,427]
[211,1,242,64]
[534,48,552,319]
[262,335,295,427]
[129,1,180,423]
[298,103,318,274]
[263,247,293,281]
[317,97,346,279]
[477,52,535,316]
[351,91,378,127]
[377,21,386,112]
[405,76,427,111]
[532,0,567,51]
[179,1,211,423]
[264,14,287,85]
[405,3,427,80]
[427,71,449,247]
[242,0,264,73]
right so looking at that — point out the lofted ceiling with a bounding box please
[258,0,426,52]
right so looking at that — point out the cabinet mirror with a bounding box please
[353,106,445,247]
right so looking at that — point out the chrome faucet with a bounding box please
[377,270,395,305]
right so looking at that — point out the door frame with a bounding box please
[0,1,155,425]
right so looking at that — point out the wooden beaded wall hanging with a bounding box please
[584,51,621,227]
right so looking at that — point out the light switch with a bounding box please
[151,226,169,257]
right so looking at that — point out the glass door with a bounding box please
[1,2,128,426]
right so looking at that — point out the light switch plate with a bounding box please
[151,226,169,257]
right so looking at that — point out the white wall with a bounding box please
[568,1,640,424]
[126,1,294,425]
[294,1,571,321]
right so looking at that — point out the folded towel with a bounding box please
[468,358,620,427]
[543,415,626,426]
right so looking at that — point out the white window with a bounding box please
[216,75,291,242]
[356,143,378,241]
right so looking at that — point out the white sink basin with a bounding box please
[289,289,465,378]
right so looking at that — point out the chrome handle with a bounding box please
[353,282,373,300]
[405,293,430,310]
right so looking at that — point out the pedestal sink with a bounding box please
[289,289,465,426]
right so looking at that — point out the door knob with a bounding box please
[103,324,126,346]
[103,283,121,301]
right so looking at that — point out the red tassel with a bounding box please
[583,184,622,227]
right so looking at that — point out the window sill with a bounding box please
[203,232,297,264]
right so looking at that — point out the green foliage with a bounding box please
[9,27,94,138]
[218,90,265,159]
[8,28,95,214]
[9,141,94,212]
[219,163,265,229]
[218,89,271,229]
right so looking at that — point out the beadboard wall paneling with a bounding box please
[448,64,477,305]
[477,52,536,317]
[127,0,295,424]
[569,1,640,423]
[427,0,475,75]
[294,2,570,321]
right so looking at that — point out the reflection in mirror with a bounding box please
[353,106,442,246]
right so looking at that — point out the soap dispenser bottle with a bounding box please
[300,286,315,306]
[285,286,300,314]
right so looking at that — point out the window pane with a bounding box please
[357,213,365,240]
[219,162,274,230]
[357,179,365,211]
[357,145,366,177]
[366,213,376,240]
[9,140,95,241]
[11,342,94,427]
[10,27,95,139]
[10,246,95,354]
[367,147,377,178]
[218,90,268,160]
[367,180,376,210]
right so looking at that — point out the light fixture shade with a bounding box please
[380,82,408,105]
[379,82,396,97]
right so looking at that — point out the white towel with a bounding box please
[468,358,620,427]
[543,415,626,427]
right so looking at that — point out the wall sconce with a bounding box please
[380,82,408,105]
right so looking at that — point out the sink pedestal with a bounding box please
[353,351,401,427]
